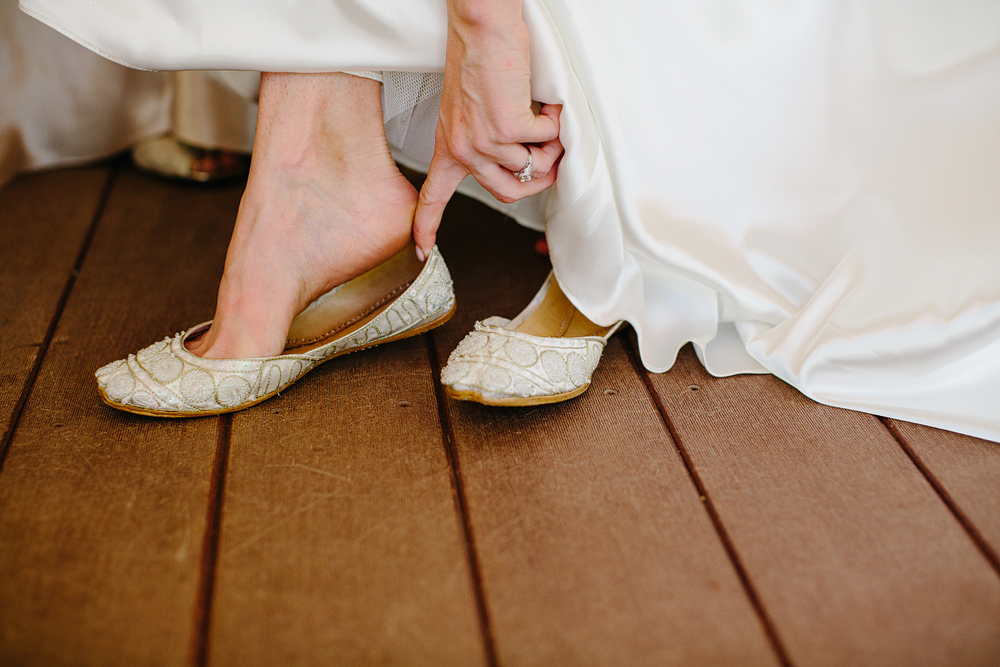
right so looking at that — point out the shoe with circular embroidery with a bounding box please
[96,245,454,417]
[441,272,621,406]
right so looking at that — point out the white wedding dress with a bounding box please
[0,1,258,189]
[20,0,1000,442]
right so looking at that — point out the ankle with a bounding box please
[257,72,387,166]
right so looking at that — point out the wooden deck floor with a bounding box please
[1,163,999,667]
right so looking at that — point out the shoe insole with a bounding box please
[514,277,616,339]
[284,243,425,354]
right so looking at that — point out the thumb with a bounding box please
[414,149,467,260]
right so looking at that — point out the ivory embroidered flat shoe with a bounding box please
[96,244,454,417]
[441,272,622,406]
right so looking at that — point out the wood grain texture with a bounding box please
[643,345,1000,667]
[431,198,780,667]
[0,168,109,441]
[6,165,999,664]
[886,419,1000,568]
[209,337,487,667]
[0,169,239,666]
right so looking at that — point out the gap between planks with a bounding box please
[426,331,500,667]
[0,166,119,477]
[622,336,794,667]
[879,417,1000,577]
[189,414,234,667]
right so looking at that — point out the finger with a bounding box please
[497,142,536,173]
[459,104,564,172]
[519,103,563,144]
[491,138,562,184]
[493,135,563,178]
[413,149,469,259]
[472,159,559,205]
[524,138,564,179]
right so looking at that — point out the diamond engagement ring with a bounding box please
[514,148,533,183]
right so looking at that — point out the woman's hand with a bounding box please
[413,0,563,259]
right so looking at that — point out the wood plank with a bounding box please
[0,167,109,443]
[0,168,240,666]
[430,197,781,666]
[643,345,1000,666]
[209,337,488,666]
[885,419,1000,568]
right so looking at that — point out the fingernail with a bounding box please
[416,246,426,262]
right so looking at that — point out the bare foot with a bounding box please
[186,72,417,359]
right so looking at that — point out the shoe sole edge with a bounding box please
[443,381,590,407]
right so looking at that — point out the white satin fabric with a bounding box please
[0,1,168,186]
[21,0,1000,442]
